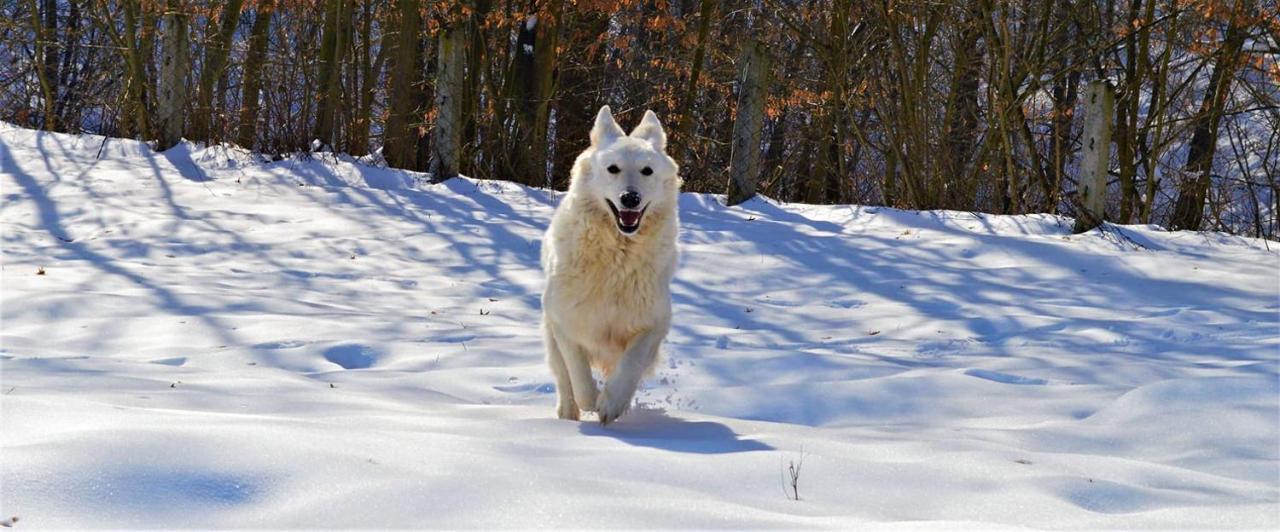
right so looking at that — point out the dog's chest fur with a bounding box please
[545,198,675,369]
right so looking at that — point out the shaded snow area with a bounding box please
[2,123,1278,528]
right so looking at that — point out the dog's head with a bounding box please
[577,105,680,236]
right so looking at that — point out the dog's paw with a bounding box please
[556,400,580,421]
[595,388,630,426]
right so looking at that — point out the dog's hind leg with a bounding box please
[548,321,599,413]
[544,322,579,420]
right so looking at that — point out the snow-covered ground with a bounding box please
[2,123,1277,528]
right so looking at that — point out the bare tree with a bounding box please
[383,0,421,169]
[1169,0,1252,231]
[237,0,274,150]
[190,0,244,143]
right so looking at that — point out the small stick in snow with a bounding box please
[781,450,806,501]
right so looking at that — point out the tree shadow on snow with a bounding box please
[577,409,773,454]
[1,139,250,352]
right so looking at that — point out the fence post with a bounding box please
[432,26,464,181]
[1074,80,1113,233]
[726,39,769,206]
[156,0,188,151]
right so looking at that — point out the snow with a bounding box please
[2,123,1278,528]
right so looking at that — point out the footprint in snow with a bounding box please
[755,296,804,308]
[322,343,378,370]
[965,368,1048,385]
[826,298,867,309]
[493,382,555,394]
[432,333,477,344]
[253,340,307,350]
[1047,477,1158,514]
[915,338,973,357]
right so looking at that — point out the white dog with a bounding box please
[541,106,681,424]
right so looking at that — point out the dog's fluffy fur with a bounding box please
[541,106,681,424]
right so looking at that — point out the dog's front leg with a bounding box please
[596,326,666,425]
[548,321,599,412]
[543,322,579,420]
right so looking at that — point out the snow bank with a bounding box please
[2,125,1277,528]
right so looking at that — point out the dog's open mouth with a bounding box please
[605,200,647,235]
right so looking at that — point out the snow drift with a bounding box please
[2,124,1277,528]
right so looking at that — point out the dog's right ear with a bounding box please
[590,105,625,147]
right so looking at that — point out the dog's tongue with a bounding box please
[618,210,642,227]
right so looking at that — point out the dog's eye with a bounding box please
[640,167,653,176]
[606,164,621,174]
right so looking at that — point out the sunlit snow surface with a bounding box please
[2,124,1277,528]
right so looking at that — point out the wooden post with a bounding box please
[726,39,769,206]
[156,0,189,150]
[1073,80,1113,233]
[432,27,464,181]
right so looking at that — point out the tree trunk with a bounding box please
[461,0,492,174]
[942,3,983,205]
[42,0,61,117]
[1167,5,1248,231]
[824,0,851,203]
[29,0,57,131]
[1140,7,1180,224]
[116,0,150,139]
[191,0,244,143]
[726,39,769,206]
[141,6,158,109]
[548,10,610,189]
[53,0,82,126]
[1074,81,1114,233]
[383,0,421,169]
[508,4,561,186]
[313,0,349,149]
[803,1,851,204]
[760,104,792,200]
[883,140,898,206]
[1049,70,1079,214]
[348,0,381,156]
[156,0,188,150]
[676,0,715,156]
[1114,0,1149,223]
[236,0,273,149]
[413,31,435,171]
[432,26,464,180]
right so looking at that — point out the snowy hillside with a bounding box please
[2,124,1277,528]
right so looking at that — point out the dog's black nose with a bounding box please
[619,191,642,209]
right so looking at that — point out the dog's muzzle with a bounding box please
[606,198,647,235]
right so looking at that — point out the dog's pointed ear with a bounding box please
[630,110,667,152]
[591,105,625,147]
